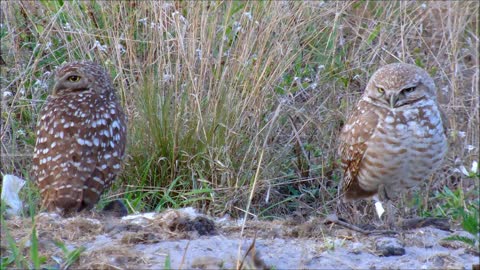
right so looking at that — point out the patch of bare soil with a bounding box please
[2,208,478,269]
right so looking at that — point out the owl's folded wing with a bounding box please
[33,99,98,213]
[338,100,380,200]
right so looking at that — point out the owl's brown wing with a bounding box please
[103,104,127,187]
[338,100,380,200]
[439,106,449,137]
[33,98,98,213]
[81,101,127,210]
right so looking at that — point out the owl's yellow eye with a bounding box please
[67,75,81,82]
[377,87,385,94]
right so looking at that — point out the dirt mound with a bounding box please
[1,208,478,269]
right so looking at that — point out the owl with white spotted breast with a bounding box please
[32,61,127,215]
[338,63,447,201]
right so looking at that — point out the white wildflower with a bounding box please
[92,40,107,52]
[33,79,48,90]
[243,12,252,21]
[63,22,72,31]
[459,166,469,176]
[163,73,174,83]
[441,86,449,94]
[456,161,478,176]
[233,21,242,34]
[3,91,12,98]
[117,44,126,54]
[471,161,478,174]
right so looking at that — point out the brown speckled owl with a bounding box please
[32,61,127,215]
[338,63,447,201]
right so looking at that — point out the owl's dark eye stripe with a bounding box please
[402,87,416,93]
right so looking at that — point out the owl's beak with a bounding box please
[52,81,64,96]
[389,94,399,108]
[52,84,59,96]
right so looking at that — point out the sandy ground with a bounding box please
[1,208,479,269]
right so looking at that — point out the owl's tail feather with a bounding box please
[42,181,83,215]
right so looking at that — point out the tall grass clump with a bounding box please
[1,1,478,220]
[121,2,337,215]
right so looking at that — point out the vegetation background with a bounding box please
[1,1,478,226]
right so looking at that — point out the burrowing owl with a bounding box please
[338,63,447,202]
[32,61,127,215]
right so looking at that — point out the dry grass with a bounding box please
[1,1,478,220]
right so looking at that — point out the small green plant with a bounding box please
[1,182,85,269]
[30,224,46,269]
[0,215,47,269]
[439,162,480,253]
[1,203,25,269]
[164,253,171,269]
[54,241,86,269]
[443,207,479,253]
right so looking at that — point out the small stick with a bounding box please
[325,214,397,235]
[238,232,257,270]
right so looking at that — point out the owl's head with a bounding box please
[53,61,114,96]
[365,63,436,109]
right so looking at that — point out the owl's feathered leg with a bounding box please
[375,185,399,230]
[372,194,385,219]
